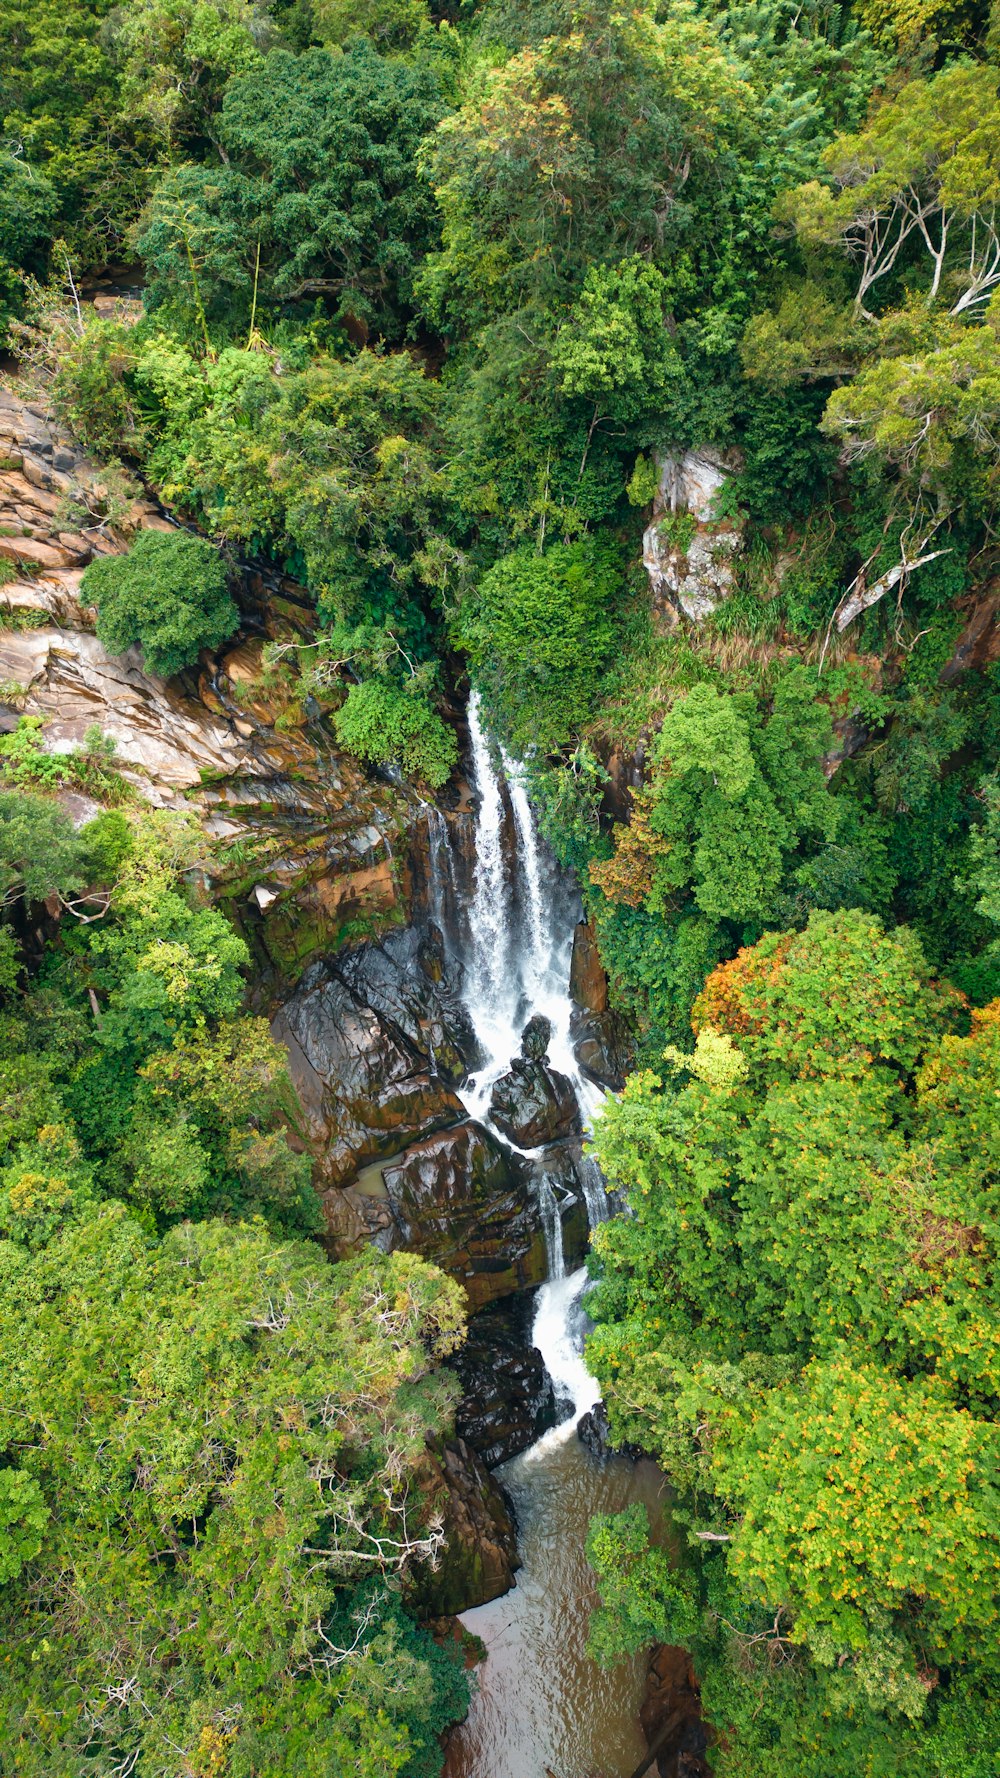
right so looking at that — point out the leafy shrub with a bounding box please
[333,678,458,787]
[82,529,238,678]
[459,536,623,752]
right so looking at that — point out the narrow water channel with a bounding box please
[441,695,670,1778]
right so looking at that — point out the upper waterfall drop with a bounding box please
[458,687,609,1251]
[460,691,522,1109]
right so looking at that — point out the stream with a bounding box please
[441,694,669,1778]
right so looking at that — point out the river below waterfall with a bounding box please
[445,1277,670,1778]
[441,695,671,1778]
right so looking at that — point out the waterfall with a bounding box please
[501,747,550,1001]
[536,1172,565,1281]
[446,698,638,1778]
[454,688,610,1435]
[425,804,454,943]
[461,694,522,1111]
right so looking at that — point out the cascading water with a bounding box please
[444,692,667,1778]
[457,688,607,1416]
[461,692,519,1082]
[424,804,455,945]
[460,692,609,1153]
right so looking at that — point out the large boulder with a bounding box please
[272,937,476,1191]
[382,1121,549,1311]
[520,1012,552,1061]
[488,1058,581,1148]
[334,926,477,1083]
[406,1437,518,1616]
[452,1298,556,1468]
[572,1006,633,1092]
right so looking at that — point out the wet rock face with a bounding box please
[488,1058,581,1149]
[452,1298,556,1468]
[271,929,476,1191]
[382,1121,550,1313]
[406,1437,519,1617]
[640,1645,711,1778]
[572,1006,634,1092]
[577,1398,644,1463]
[520,1012,552,1061]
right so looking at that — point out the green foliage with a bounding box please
[0,1466,49,1584]
[783,63,1000,323]
[333,678,458,786]
[7,3,1000,1769]
[82,528,239,677]
[0,153,58,341]
[823,317,1000,519]
[0,0,156,264]
[459,537,623,752]
[136,41,446,339]
[418,0,760,330]
[589,669,840,1048]
[107,0,269,148]
[587,912,1000,1764]
[553,257,682,420]
[0,788,94,906]
[0,716,133,805]
[586,1503,699,1664]
[0,1208,467,1775]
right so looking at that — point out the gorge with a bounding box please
[272,682,678,1773]
[4,1,1000,1768]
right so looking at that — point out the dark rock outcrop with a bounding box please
[272,930,476,1193]
[452,1297,557,1467]
[406,1437,519,1616]
[572,1006,633,1092]
[520,1012,552,1061]
[334,927,477,1084]
[577,1398,645,1462]
[569,919,608,1014]
[640,1645,711,1778]
[382,1121,549,1312]
[488,1058,581,1148]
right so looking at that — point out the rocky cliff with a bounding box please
[0,383,421,974]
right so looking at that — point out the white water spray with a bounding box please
[456,689,609,1429]
[424,804,455,942]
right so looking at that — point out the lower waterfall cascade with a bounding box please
[440,692,667,1778]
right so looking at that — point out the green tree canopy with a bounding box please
[458,536,623,752]
[136,41,446,338]
[586,912,1000,1764]
[82,528,239,677]
[0,1206,467,1776]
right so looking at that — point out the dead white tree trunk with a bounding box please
[833,546,950,633]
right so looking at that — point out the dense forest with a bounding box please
[2,0,1000,1771]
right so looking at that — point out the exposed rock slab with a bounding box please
[0,386,416,962]
[488,1057,581,1148]
[382,1121,549,1313]
[642,448,744,623]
